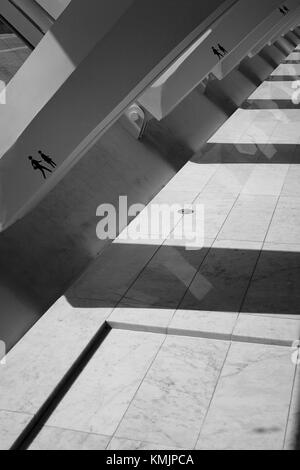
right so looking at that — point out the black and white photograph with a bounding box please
[0,0,300,455]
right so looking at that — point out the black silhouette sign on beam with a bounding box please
[279,5,289,15]
[38,150,57,168]
[218,44,228,55]
[28,151,57,179]
[212,44,228,60]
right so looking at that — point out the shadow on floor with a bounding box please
[266,75,300,81]
[194,143,299,164]
[242,100,300,110]
[64,240,300,449]
[66,243,300,317]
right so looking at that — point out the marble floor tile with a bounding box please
[242,243,300,316]
[242,121,279,140]
[46,329,165,436]
[271,64,300,75]
[29,426,110,451]
[179,240,261,313]
[168,310,238,340]
[284,367,300,450]
[266,197,300,244]
[107,437,183,451]
[281,165,300,198]
[167,162,219,192]
[67,242,159,304]
[286,52,300,60]
[199,164,255,197]
[118,202,183,243]
[270,123,300,145]
[108,308,175,333]
[258,143,296,164]
[208,110,258,144]
[253,108,296,122]
[196,342,295,450]
[217,195,277,242]
[0,410,32,450]
[232,315,300,346]
[195,142,261,164]
[193,195,237,239]
[241,164,289,196]
[248,81,296,100]
[150,190,200,206]
[116,336,229,448]
[251,109,300,124]
[119,243,210,309]
[0,297,110,415]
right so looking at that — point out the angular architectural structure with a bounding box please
[0,0,300,451]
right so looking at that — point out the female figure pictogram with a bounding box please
[28,156,52,179]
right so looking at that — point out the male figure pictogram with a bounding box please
[218,44,228,56]
[212,46,223,60]
[28,156,52,179]
[38,150,57,168]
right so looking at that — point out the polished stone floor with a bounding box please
[1,46,300,451]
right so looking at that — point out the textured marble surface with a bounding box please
[168,310,238,339]
[243,243,300,316]
[0,411,32,450]
[116,336,229,448]
[107,438,182,451]
[199,164,255,198]
[233,314,300,346]
[241,164,289,196]
[271,63,300,76]
[217,195,277,242]
[249,81,298,100]
[164,161,219,193]
[46,330,165,436]
[29,426,110,450]
[67,242,160,304]
[284,366,300,450]
[179,240,261,313]
[286,52,300,60]
[0,297,110,415]
[193,195,237,239]
[119,243,211,309]
[266,197,300,244]
[242,122,280,146]
[282,165,300,198]
[108,307,175,333]
[196,342,295,450]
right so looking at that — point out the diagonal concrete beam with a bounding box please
[0,0,237,231]
[138,0,284,119]
[249,0,300,56]
[212,2,294,79]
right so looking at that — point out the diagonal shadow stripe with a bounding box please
[266,75,300,81]
[242,99,300,109]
